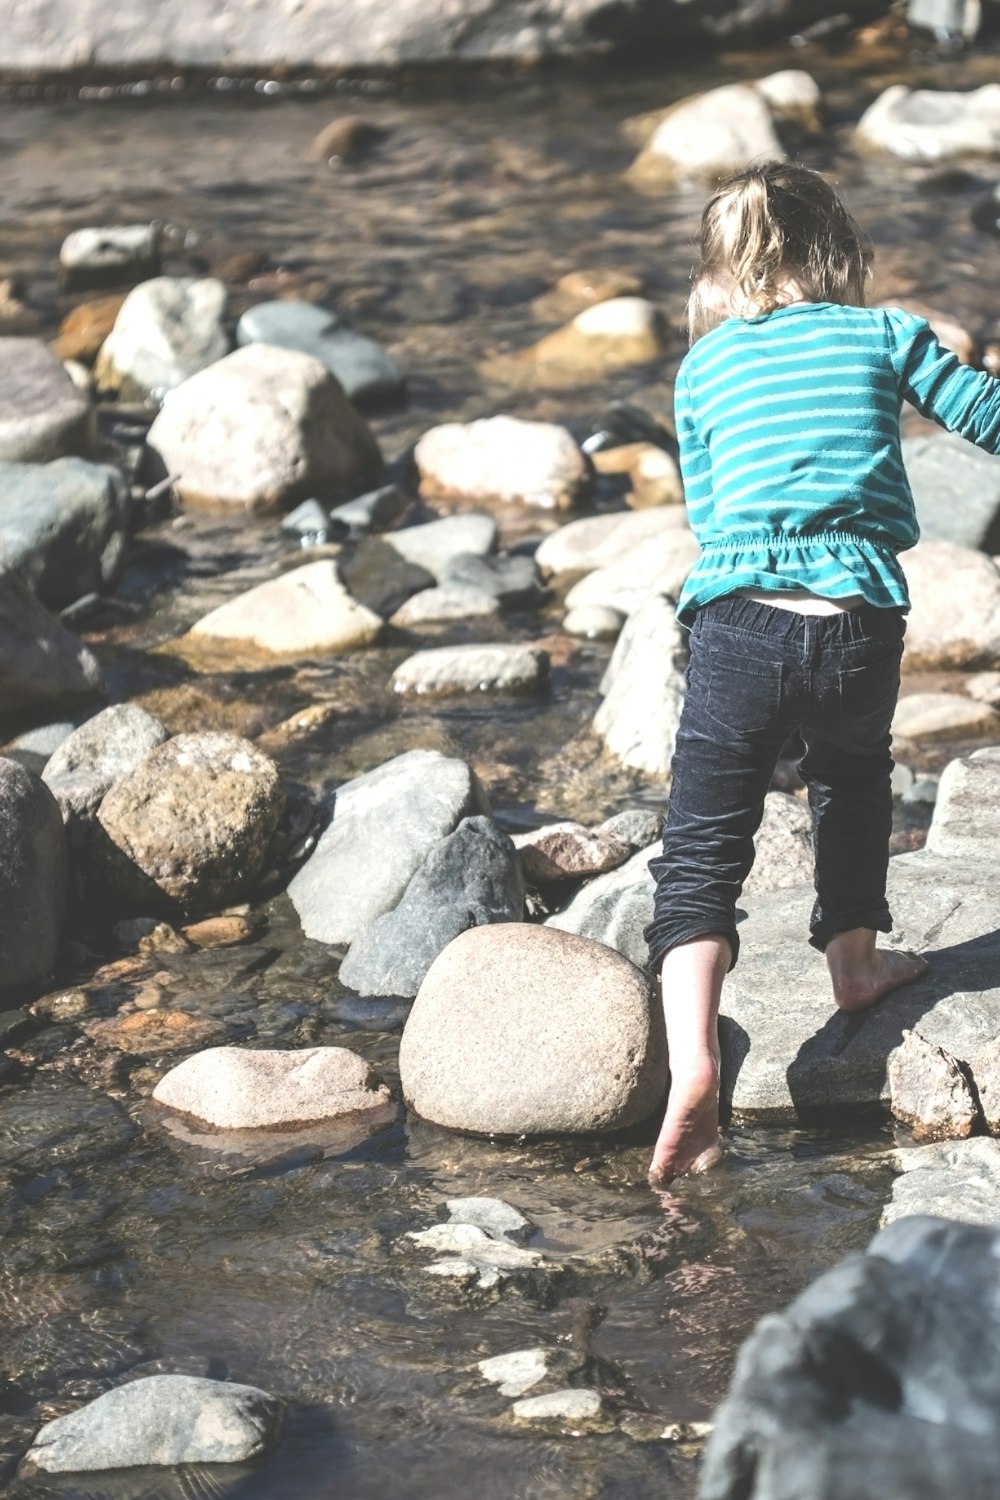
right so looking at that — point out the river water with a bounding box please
[2,32,1000,1498]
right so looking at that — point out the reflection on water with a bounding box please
[2,34,998,1496]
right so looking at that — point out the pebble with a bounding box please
[926,746,1000,858]
[154,1045,392,1129]
[188,560,384,656]
[966,671,1000,706]
[95,277,229,398]
[516,297,668,378]
[902,777,939,806]
[180,914,261,948]
[312,115,388,162]
[904,433,1000,552]
[563,604,624,639]
[0,456,129,608]
[530,267,644,321]
[391,643,549,696]
[0,336,94,463]
[415,415,590,511]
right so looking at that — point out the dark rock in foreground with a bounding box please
[0,757,66,1004]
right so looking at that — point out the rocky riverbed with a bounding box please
[3,27,1000,1499]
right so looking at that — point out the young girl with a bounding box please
[645,160,1000,1187]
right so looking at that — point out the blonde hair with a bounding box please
[688,161,872,342]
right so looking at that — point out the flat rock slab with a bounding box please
[287,748,489,946]
[188,559,383,657]
[925,746,1000,858]
[511,1389,606,1427]
[882,1137,1000,1226]
[399,923,665,1135]
[391,643,549,696]
[0,457,130,608]
[24,1374,282,1472]
[390,585,500,626]
[719,849,1000,1120]
[0,337,94,462]
[153,1045,391,1128]
[415,415,590,511]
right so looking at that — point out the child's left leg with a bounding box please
[649,934,730,1185]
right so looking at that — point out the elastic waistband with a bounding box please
[698,530,894,554]
[694,593,904,647]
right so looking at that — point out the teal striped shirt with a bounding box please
[674,302,1000,626]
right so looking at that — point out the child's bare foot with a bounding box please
[648,1052,723,1187]
[826,928,929,1013]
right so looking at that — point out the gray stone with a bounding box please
[153,1045,391,1128]
[407,1223,542,1268]
[2,720,76,775]
[95,732,285,914]
[904,777,939,806]
[478,1347,550,1397]
[907,0,980,40]
[236,298,404,406]
[925,746,1000,858]
[447,1197,534,1244]
[398,923,665,1135]
[338,815,524,998]
[743,791,814,900]
[59,224,161,288]
[888,1027,978,1141]
[901,539,1000,669]
[593,596,687,777]
[280,498,334,540]
[892,691,999,743]
[287,749,489,947]
[511,1389,605,1426]
[24,1373,282,1472]
[440,551,542,606]
[188,559,384,655]
[385,512,497,579]
[856,84,1000,161]
[970,1038,1000,1133]
[535,506,688,577]
[147,344,383,514]
[0,570,103,719]
[43,703,168,790]
[0,337,94,463]
[391,643,549,697]
[0,758,66,1004]
[596,808,664,850]
[330,483,409,534]
[904,433,1000,552]
[338,537,434,618]
[564,528,700,615]
[883,1137,1000,1226]
[389,584,501,626]
[0,457,129,608]
[700,1216,1000,1500]
[564,604,624,639]
[545,843,657,970]
[415,416,590,512]
[95,277,229,399]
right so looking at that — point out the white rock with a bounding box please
[415,415,590,511]
[95,276,228,397]
[564,604,624,639]
[389,585,500,626]
[594,596,687,776]
[857,84,1000,161]
[60,224,160,276]
[892,692,1000,743]
[512,1389,604,1424]
[564,529,700,615]
[573,296,662,338]
[153,1045,392,1129]
[406,1223,543,1268]
[188,560,383,656]
[755,69,821,121]
[632,83,784,182]
[478,1348,550,1397]
[536,506,689,576]
[447,1196,534,1243]
[925,747,1000,859]
[882,1137,1000,1226]
[385,512,497,579]
[902,540,1000,669]
[391,643,549,696]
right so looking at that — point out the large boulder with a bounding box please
[904,434,1000,552]
[0,457,129,607]
[153,1045,392,1129]
[0,337,94,462]
[146,344,383,514]
[0,570,103,719]
[700,1217,1000,1500]
[338,815,525,997]
[187,559,384,657]
[287,749,490,946]
[400,923,665,1134]
[95,732,285,914]
[0,758,66,1004]
[856,84,1000,161]
[236,298,404,406]
[901,539,1000,669]
[593,595,688,776]
[415,416,590,512]
[95,276,229,398]
[24,1374,282,1472]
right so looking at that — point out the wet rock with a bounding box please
[23,1373,282,1472]
[447,1197,534,1244]
[888,1028,978,1141]
[925,746,1000,858]
[901,539,1000,669]
[279,497,334,542]
[180,914,260,949]
[517,297,668,377]
[970,1039,1000,1134]
[892,691,1000,743]
[530,267,644,322]
[971,183,1000,235]
[43,704,169,790]
[563,604,623,639]
[312,115,388,162]
[288,749,489,946]
[478,1347,550,1396]
[147,344,383,514]
[439,551,542,606]
[408,1223,541,1266]
[0,570,103,718]
[338,537,434,618]
[339,815,524,998]
[398,923,665,1134]
[593,596,687,777]
[389,584,500,626]
[700,1216,1000,1500]
[391,642,549,697]
[112,916,190,954]
[51,293,128,362]
[95,276,228,399]
[856,84,1000,161]
[385,511,497,579]
[511,1389,606,1427]
[0,337,94,463]
[883,1136,1000,1225]
[904,433,1000,551]
[0,758,66,1004]
[187,559,384,656]
[415,416,590,512]
[95,732,285,914]
[564,527,699,615]
[153,1045,391,1128]
[236,298,403,407]
[330,482,409,535]
[514,821,632,884]
[629,82,785,186]
[536,506,688,578]
[84,1009,227,1055]
[59,224,161,291]
[0,457,129,609]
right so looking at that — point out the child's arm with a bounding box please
[888,310,1000,453]
[675,363,714,534]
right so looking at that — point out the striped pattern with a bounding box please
[674,303,1000,626]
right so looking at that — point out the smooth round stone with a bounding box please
[59,224,161,287]
[398,923,665,1135]
[153,1045,391,1128]
[0,337,94,462]
[23,1374,282,1472]
[236,298,404,406]
[564,604,624,639]
[892,692,1000,743]
[521,297,668,376]
[630,82,784,185]
[95,276,229,398]
[415,416,590,511]
[188,560,383,656]
[390,586,500,626]
[391,643,549,696]
[856,84,1000,161]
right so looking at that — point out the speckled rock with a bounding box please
[925,746,1000,859]
[43,704,169,791]
[593,596,687,777]
[0,337,94,462]
[391,643,549,697]
[882,1137,1000,1226]
[188,560,383,656]
[153,1045,391,1128]
[513,821,632,883]
[399,923,665,1135]
[415,416,590,511]
[901,539,1000,669]
[888,1028,978,1142]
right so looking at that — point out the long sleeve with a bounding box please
[887,310,1000,452]
[674,361,714,536]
